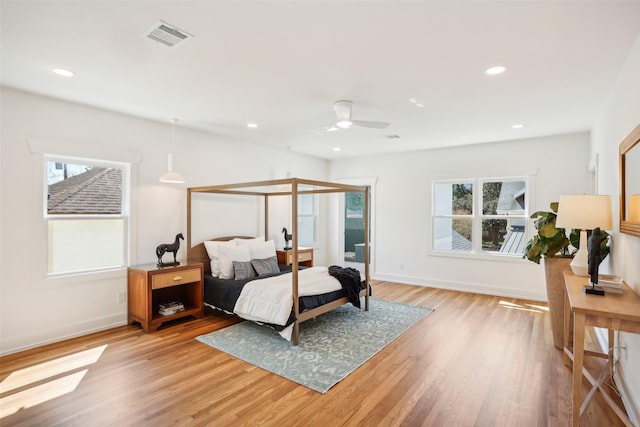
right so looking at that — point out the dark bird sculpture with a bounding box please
[282,227,292,251]
[156,233,184,267]
[586,227,604,295]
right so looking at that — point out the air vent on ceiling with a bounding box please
[144,20,192,47]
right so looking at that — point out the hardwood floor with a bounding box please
[0,282,628,426]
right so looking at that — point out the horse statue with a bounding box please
[282,227,292,250]
[156,233,184,267]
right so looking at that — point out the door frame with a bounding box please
[337,177,377,273]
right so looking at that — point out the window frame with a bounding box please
[431,176,530,260]
[297,185,317,247]
[44,155,131,277]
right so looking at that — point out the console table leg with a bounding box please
[572,312,586,427]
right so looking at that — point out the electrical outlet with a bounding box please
[117,291,127,304]
[399,262,405,270]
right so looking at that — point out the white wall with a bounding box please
[591,33,640,424]
[0,87,328,355]
[329,133,591,301]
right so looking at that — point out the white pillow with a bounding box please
[218,245,251,279]
[244,239,276,260]
[203,240,237,277]
[236,236,265,246]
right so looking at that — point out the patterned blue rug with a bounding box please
[196,298,433,393]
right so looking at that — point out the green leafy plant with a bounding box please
[523,202,610,264]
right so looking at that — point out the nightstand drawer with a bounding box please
[152,268,201,289]
[276,248,313,267]
[282,251,312,264]
[297,252,312,262]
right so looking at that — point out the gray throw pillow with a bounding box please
[251,256,280,276]
[233,261,257,280]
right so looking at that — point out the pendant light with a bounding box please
[159,118,186,184]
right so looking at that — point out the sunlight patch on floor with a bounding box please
[0,344,106,418]
[499,300,548,313]
[0,370,88,418]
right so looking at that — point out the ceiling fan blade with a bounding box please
[310,123,342,135]
[352,119,390,129]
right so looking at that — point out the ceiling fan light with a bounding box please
[336,120,352,129]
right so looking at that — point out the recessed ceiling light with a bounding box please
[52,68,74,77]
[332,147,341,152]
[512,123,524,129]
[409,98,417,104]
[247,123,258,128]
[415,103,424,108]
[485,66,506,75]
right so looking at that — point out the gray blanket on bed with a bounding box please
[328,265,362,308]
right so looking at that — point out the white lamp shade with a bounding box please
[629,194,640,222]
[159,120,185,184]
[159,170,186,184]
[555,194,612,230]
[159,153,185,184]
[555,194,612,277]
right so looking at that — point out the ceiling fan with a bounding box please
[312,100,390,135]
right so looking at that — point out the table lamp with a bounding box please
[555,194,612,277]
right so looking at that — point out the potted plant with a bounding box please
[523,202,610,349]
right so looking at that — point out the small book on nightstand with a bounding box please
[159,301,185,315]
[592,275,624,294]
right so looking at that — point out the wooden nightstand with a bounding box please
[276,248,314,267]
[127,262,204,332]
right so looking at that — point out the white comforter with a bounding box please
[233,267,342,340]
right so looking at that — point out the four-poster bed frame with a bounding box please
[186,177,370,345]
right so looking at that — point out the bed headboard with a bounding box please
[188,236,255,273]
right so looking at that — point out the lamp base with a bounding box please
[583,285,605,296]
[569,230,589,277]
[570,264,588,276]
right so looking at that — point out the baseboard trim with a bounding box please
[372,272,547,302]
[0,313,128,356]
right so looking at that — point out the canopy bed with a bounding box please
[186,178,371,345]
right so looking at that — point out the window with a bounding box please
[46,158,129,275]
[297,185,316,246]
[432,178,528,256]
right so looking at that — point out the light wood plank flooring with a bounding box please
[0,282,628,426]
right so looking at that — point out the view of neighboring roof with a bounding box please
[500,225,527,254]
[48,167,122,214]
[497,181,526,214]
[450,229,472,252]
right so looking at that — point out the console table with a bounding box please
[563,271,640,427]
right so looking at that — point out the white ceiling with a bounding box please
[2,1,640,160]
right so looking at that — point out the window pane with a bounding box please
[298,193,314,215]
[48,219,124,274]
[346,192,365,218]
[486,219,527,254]
[433,218,472,251]
[297,216,315,246]
[47,162,123,215]
[481,218,507,252]
[484,180,526,215]
[434,182,473,215]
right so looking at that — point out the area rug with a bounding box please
[196,298,433,393]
